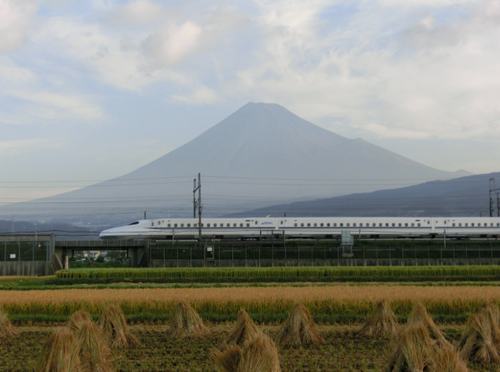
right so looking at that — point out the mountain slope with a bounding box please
[225,172,499,218]
[0,102,468,223]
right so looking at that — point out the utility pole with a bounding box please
[144,211,147,220]
[193,178,197,218]
[489,178,500,217]
[193,173,202,246]
[497,193,500,218]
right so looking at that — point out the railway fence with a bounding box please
[148,240,500,267]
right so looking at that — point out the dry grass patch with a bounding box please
[359,299,400,338]
[168,301,211,338]
[34,327,82,372]
[225,309,261,347]
[275,303,325,346]
[214,333,281,372]
[99,304,140,348]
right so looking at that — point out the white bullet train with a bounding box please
[99,216,500,240]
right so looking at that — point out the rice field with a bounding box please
[2,286,500,319]
[56,265,500,280]
[0,324,497,371]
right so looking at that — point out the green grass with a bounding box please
[56,265,500,281]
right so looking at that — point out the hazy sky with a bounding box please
[1,0,500,205]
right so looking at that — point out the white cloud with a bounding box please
[12,91,104,120]
[142,21,203,65]
[0,0,39,53]
[0,138,62,157]
[171,85,220,105]
[105,0,167,26]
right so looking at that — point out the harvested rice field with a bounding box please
[0,324,497,372]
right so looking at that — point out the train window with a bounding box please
[353,223,356,227]
[240,223,243,227]
[497,223,500,227]
[280,221,283,225]
[411,223,414,227]
[187,224,190,227]
[246,223,250,227]
[485,223,487,227]
[444,221,447,225]
[427,221,430,224]
[151,223,154,226]
[256,221,259,225]
[320,223,324,227]
[307,223,311,227]
[168,224,171,227]
[194,223,197,227]
[359,223,363,227]
[491,223,494,227]
[458,223,461,227]
[465,223,468,227]
[201,223,204,227]
[174,224,178,228]
[392,223,395,227]
[373,223,376,227]
[379,223,383,227]
[405,223,408,227]
[333,223,337,227]
[314,223,317,227]
[207,223,210,227]
[471,223,475,227]
[181,224,184,227]
[294,223,297,227]
[452,223,455,227]
[301,223,304,227]
[227,223,230,227]
[418,223,421,227]
[340,223,343,227]
[398,223,401,227]
[157,221,160,226]
[346,223,350,227]
[233,223,237,227]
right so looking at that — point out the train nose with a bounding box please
[99,228,117,239]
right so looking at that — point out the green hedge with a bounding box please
[56,265,500,280]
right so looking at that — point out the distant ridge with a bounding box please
[225,172,499,218]
[0,102,469,224]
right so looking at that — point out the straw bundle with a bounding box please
[168,301,211,338]
[67,310,93,333]
[383,325,437,372]
[406,301,450,347]
[75,320,114,372]
[35,327,82,372]
[359,300,400,337]
[458,306,500,363]
[0,307,18,337]
[98,304,140,348]
[214,333,281,372]
[226,309,262,347]
[434,344,468,372]
[275,303,325,345]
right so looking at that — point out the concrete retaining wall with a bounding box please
[0,261,53,276]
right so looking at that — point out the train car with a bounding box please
[99,216,500,240]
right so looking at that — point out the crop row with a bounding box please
[1,286,500,319]
[56,265,500,280]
